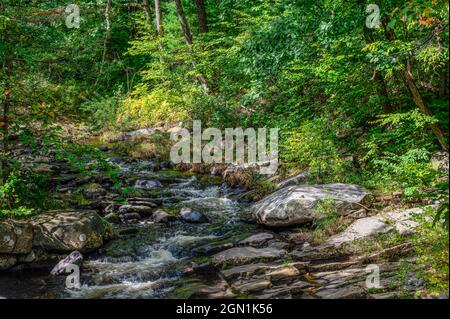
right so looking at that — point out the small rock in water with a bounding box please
[51,251,83,276]
[121,212,142,222]
[180,207,208,223]
[152,209,174,223]
[159,162,172,169]
[135,179,162,190]
[108,157,123,164]
[118,205,153,217]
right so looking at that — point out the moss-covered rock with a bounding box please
[31,210,111,253]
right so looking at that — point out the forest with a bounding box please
[0,0,448,299]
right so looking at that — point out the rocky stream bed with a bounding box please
[0,144,431,299]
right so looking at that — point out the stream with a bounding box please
[0,156,260,299]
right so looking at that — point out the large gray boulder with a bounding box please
[0,220,33,254]
[251,183,369,227]
[31,210,110,253]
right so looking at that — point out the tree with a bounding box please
[143,0,153,30]
[173,0,193,45]
[194,0,208,33]
[382,16,448,151]
[173,0,210,94]
[154,0,163,36]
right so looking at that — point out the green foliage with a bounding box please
[363,110,437,160]
[313,198,340,231]
[81,91,124,130]
[363,148,437,198]
[414,207,449,296]
[0,207,35,221]
[0,167,49,211]
[281,119,346,179]
[433,191,449,231]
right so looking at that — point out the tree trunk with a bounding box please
[195,0,208,33]
[402,69,448,151]
[143,0,153,30]
[99,0,112,76]
[173,0,193,45]
[382,17,448,151]
[173,0,210,94]
[154,0,164,36]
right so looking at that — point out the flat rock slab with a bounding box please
[382,208,424,235]
[238,233,274,246]
[134,179,162,190]
[213,247,286,268]
[327,216,393,247]
[251,183,369,227]
[232,279,272,294]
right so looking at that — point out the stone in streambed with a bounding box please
[251,183,369,227]
[97,145,109,152]
[120,212,142,222]
[382,207,424,235]
[51,251,83,275]
[84,183,107,200]
[179,208,208,223]
[118,205,153,217]
[232,279,272,294]
[134,179,162,190]
[213,247,287,268]
[277,172,313,189]
[238,233,274,247]
[152,209,175,223]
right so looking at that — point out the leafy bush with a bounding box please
[81,91,124,130]
[0,207,35,220]
[281,119,346,179]
[0,168,48,210]
[117,87,189,129]
[364,148,437,198]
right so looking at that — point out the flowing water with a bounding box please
[0,157,259,299]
